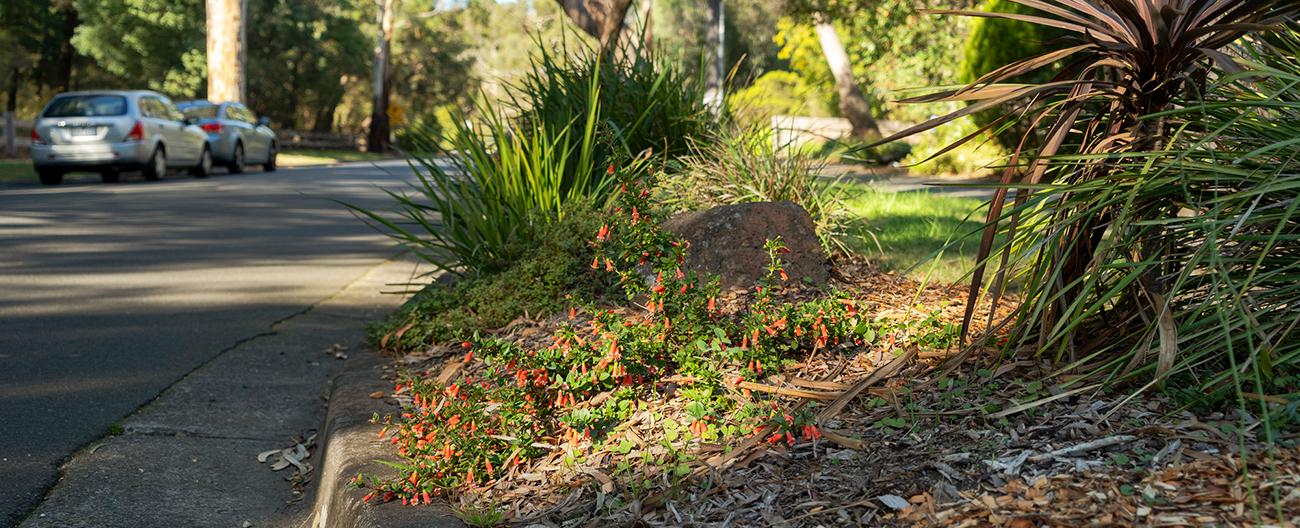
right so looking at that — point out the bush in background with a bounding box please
[959,0,1063,151]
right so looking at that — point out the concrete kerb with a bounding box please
[312,353,463,528]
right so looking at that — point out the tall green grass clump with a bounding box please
[509,39,713,169]
[355,39,712,277]
[874,1,1300,405]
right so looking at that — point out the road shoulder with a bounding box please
[17,255,424,528]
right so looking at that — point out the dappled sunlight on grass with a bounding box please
[841,184,987,284]
[277,149,395,168]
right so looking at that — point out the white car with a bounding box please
[30,90,214,185]
[177,100,278,173]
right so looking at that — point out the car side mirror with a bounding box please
[258,116,271,127]
[183,117,197,126]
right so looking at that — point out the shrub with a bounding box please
[509,38,713,166]
[727,70,834,126]
[353,39,713,277]
[658,124,855,253]
[881,1,1300,401]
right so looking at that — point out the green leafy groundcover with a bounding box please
[357,175,958,505]
[369,207,607,353]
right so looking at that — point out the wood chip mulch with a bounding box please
[384,265,1300,527]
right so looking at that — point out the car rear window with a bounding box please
[180,104,219,119]
[43,95,128,117]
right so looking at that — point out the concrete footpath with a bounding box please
[17,255,427,528]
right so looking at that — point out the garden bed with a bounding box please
[366,261,1298,526]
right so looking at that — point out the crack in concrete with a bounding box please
[117,427,290,443]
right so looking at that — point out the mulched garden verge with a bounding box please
[374,264,1299,527]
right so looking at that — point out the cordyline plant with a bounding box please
[873,1,1300,392]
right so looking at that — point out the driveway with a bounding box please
[0,161,428,526]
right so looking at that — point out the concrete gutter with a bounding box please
[311,355,462,528]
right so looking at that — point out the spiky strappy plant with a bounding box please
[875,1,1300,395]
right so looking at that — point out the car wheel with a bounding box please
[228,143,245,174]
[38,169,64,186]
[100,170,121,183]
[263,144,277,172]
[190,146,213,178]
[143,146,166,181]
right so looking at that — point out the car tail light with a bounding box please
[201,122,222,133]
[125,120,144,141]
[31,129,44,145]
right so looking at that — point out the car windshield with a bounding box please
[43,95,128,117]
[179,103,219,119]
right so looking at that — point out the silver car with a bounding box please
[176,100,277,173]
[30,90,213,185]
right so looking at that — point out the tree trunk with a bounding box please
[206,0,246,102]
[814,17,879,139]
[5,68,17,113]
[704,0,724,110]
[616,0,652,61]
[6,67,18,157]
[368,0,396,153]
[553,0,634,57]
[56,4,78,92]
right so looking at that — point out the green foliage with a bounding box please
[728,70,833,124]
[658,124,855,253]
[768,3,976,123]
[650,0,785,90]
[828,136,911,165]
[355,93,619,276]
[509,38,712,165]
[244,0,371,130]
[0,0,74,110]
[72,0,205,97]
[958,0,1057,85]
[370,208,605,353]
[67,0,373,127]
[959,0,1063,150]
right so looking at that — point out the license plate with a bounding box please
[69,127,98,137]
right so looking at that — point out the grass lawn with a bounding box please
[0,160,36,183]
[277,149,396,168]
[841,183,988,284]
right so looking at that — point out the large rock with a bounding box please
[663,201,829,290]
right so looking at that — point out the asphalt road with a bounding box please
[0,161,427,526]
